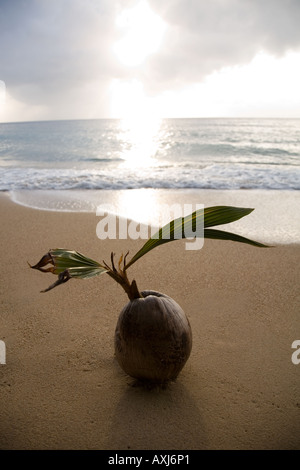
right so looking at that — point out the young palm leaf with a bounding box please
[30,249,107,292]
[124,206,268,269]
[30,206,268,293]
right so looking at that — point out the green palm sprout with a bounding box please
[30,205,268,298]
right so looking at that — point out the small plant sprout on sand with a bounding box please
[30,206,267,385]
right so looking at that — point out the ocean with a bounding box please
[0,117,299,243]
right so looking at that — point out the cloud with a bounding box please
[1,0,118,83]
[0,0,121,117]
[144,0,300,91]
[1,0,300,120]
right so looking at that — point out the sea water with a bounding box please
[0,118,299,243]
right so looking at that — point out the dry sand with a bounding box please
[0,193,299,450]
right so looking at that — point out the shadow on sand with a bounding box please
[105,377,207,450]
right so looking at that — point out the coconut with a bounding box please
[114,290,192,383]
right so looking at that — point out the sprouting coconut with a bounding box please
[115,290,192,383]
[30,206,267,384]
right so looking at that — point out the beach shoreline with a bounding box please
[0,193,299,449]
[7,188,300,244]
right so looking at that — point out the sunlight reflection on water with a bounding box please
[117,116,162,169]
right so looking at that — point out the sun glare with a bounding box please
[114,188,161,228]
[109,78,162,168]
[113,0,166,67]
[110,78,146,118]
[110,78,162,119]
[117,114,162,169]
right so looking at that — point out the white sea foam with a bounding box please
[0,163,299,191]
[0,118,299,191]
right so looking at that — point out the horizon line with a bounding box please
[1,116,300,125]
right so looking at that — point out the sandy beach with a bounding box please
[0,192,299,450]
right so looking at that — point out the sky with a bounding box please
[1,0,300,122]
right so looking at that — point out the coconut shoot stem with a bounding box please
[103,252,142,301]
